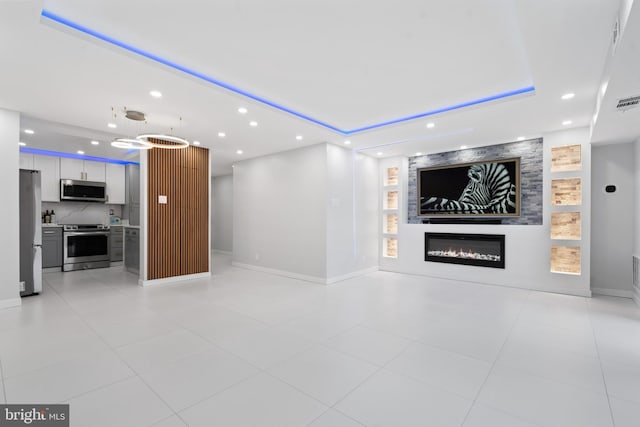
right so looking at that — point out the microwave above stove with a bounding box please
[60,179,106,203]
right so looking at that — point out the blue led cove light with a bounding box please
[20,147,139,165]
[41,9,535,135]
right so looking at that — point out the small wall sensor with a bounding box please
[605,185,616,193]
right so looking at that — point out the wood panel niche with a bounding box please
[551,178,582,206]
[551,212,581,240]
[551,246,581,275]
[551,144,582,172]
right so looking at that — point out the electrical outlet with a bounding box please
[19,281,25,292]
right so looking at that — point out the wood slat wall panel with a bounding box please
[148,141,209,280]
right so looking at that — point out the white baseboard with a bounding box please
[326,266,379,284]
[232,262,326,284]
[0,297,22,310]
[591,287,634,299]
[231,262,379,285]
[139,272,211,287]
[212,249,232,256]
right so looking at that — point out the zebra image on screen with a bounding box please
[420,161,518,215]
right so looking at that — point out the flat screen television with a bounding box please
[417,157,520,217]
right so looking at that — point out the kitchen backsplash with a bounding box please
[42,202,122,225]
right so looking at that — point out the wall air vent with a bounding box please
[616,95,640,111]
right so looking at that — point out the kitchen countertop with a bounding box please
[124,225,140,229]
[42,223,62,227]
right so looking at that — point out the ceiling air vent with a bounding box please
[616,95,640,111]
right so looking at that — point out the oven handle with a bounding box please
[64,231,111,236]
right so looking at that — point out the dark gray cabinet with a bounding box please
[110,226,123,262]
[123,165,140,226]
[124,227,139,275]
[42,227,62,268]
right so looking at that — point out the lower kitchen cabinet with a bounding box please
[110,226,123,262]
[124,227,139,274]
[42,227,62,268]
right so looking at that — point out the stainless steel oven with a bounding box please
[63,224,111,271]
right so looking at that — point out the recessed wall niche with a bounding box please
[385,167,398,186]
[385,190,399,210]
[551,246,581,275]
[384,237,398,258]
[551,144,582,172]
[384,213,398,234]
[551,178,582,206]
[551,212,581,240]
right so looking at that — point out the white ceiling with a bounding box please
[0,0,633,176]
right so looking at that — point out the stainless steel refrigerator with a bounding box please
[19,169,42,296]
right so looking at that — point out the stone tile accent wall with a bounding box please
[408,138,543,225]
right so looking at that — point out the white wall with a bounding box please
[233,143,328,280]
[634,139,640,305]
[326,145,378,280]
[380,127,592,297]
[212,174,233,253]
[591,143,634,296]
[0,109,21,308]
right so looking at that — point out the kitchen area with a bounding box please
[19,151,141,297]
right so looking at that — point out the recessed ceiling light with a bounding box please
[150,90,162,98]
[344,140,351,145]
[376,152,383,156]
[416,152,422,156]
[24,129,34,134]
[77,150,85,155]
[460,145,468,149]
[295,135,303,141]
[561,93,575,100]
[517,136,525,141]
[562,120,572,126]
[107,123,117,128]
[218,132,226,137]
[193,141,200,146]
[249,121,258,127]
[426,123,435,129]
[238,107,247,114]
[18,142,26,146]
[236,150,243,154]
[91,140,100,145]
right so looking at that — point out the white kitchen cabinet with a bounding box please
[33,154,60,202]
[60,158,106,182]
[105,163,125,204]
[84,160,106,182]
[19,153,34,169]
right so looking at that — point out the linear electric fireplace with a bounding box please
[425,232,505,269]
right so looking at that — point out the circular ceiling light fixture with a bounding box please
[19,142,26,146]
[218,132,226,137]
[561,93,575,100]
[295,135,303,141]
[249,121,258,127]
[91,140,100,145]
[24,129,35,134]
[136,134,190,149]
[150,90,162,98]
[344,140,351,145]
[236,149,243,154]
[238,107,248,114]
[111,138,153,150]
[517,136,525,141]
[426,122,435,129]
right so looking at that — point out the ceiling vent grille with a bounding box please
[616,95,640,111]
